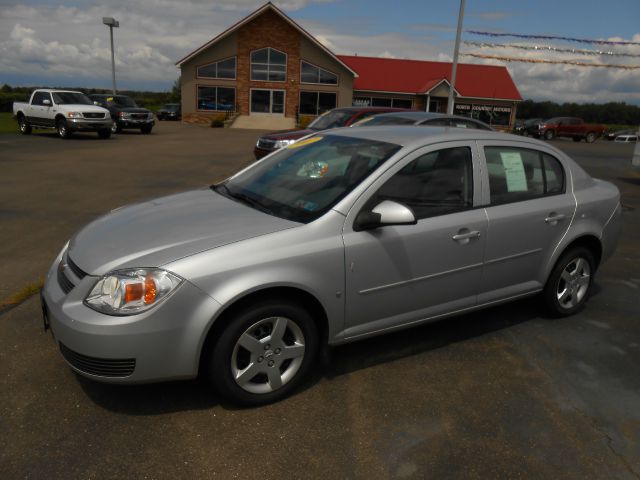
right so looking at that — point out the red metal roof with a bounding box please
[338,55,522,101]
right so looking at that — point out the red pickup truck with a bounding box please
[531,117,605,143]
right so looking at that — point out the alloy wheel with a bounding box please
[230,316,305,394]
[556,257,591,309]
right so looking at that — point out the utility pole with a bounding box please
[102,17,120,95]
[447,0,466,115]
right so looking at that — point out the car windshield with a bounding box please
[308,111,354,130]
[163,104,179,111]
[113,96,138,108]
[52,92,93,105]
[215,134,401,223]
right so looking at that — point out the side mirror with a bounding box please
[354,200,417,231]
[43,99,51,106]
[93,101,100,106]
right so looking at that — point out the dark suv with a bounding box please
[157,103,181,121]
[89,94,155,134]
[254,107,410,159]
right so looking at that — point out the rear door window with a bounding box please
[484,147,565,204]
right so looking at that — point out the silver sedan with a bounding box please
[42,127,621,406]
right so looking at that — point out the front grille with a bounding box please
[257,138,276,149]
[67,256,87,280]
[83,112,105,119]
[131,113,148,120]
[60,343,136,378]
[57,262,75,294]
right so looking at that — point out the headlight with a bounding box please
[274,139,294,149]
[84,268,183,316]
[118,112,130,118]
[67,112,83,118]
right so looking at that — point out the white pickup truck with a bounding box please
[13,89,113,139]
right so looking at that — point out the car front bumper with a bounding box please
[67,118,113,131]
[41,250,221,384]
[117,119,155,129]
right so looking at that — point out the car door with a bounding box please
[28,91,54,127]
[341,142,487,340]
[477,141,575,303]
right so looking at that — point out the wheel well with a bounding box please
[562,235,602,269]
[16,112,24,119]
[55,114,66,123]
[198,286,329,374]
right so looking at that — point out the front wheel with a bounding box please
[140,125,153,134]
[207,300,319,407]
[585,132,597,143]
[56,119,71,139]
[544,130,555,140]
[543,247,595,317]
[18,116,32,135]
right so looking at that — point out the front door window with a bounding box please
[251,89,285,115]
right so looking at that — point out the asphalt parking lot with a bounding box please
[1,122,639,479]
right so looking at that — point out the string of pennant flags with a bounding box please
[463,41,640,58]
[464,30,640,46]
[462,30,640,69]
[460,53,640,70]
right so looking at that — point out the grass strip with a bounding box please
[0,280,44,313]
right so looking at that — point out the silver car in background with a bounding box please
[41,127,621,406]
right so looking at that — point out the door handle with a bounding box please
[452,230,481,241]
[545,213,566,224]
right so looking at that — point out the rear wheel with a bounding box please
[18,116,32,135]
[207,300,319,407]
[56,118,71,139]
[544,130,555,140]
[98,129,111,139]
[585,132,597,143]
[543,247,595,317]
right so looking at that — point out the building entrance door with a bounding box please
[250,89,285,115]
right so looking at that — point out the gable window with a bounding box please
[300,61,338,85]
[197,57,236,79]
[299,91,337,115]
[251,48,287,82]
[197,86,236,112]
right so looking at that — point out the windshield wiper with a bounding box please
[213,184,274,216]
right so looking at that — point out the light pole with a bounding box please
[102,17,119,95]
[447,0,466,115]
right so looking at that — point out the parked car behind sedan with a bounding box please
[604,128,636,141]
[157,103,181,121]
[352,111,493,130]
[254,106,410,159]
[614,134,638,143]
[513,118,543,136]
[42,127,621,407]
[89,94,155,134]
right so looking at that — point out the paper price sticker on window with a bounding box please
[500,152,528,192]
[288,136,323,149]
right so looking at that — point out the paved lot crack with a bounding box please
[506,330,640,479]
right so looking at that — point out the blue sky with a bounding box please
[1,0,639,103]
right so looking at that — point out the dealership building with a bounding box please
[176,2,522,130]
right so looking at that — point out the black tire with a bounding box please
[56,118,71,139]
[572,137,582,142]
[98,129,111,139]
[585,132,597,143]
[207,299,319,407]
[544,129,555,141]
[140,125,153,134]
[18,116,32,135]
[543,247,595,317]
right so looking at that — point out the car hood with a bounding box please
[261,129,314,141]
[120,107,151,114]
[64,105,109,114]
[67,188,299,276]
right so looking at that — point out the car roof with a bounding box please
[332,106,409,114]
[368,111,487,123]
[322,125,539,149]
